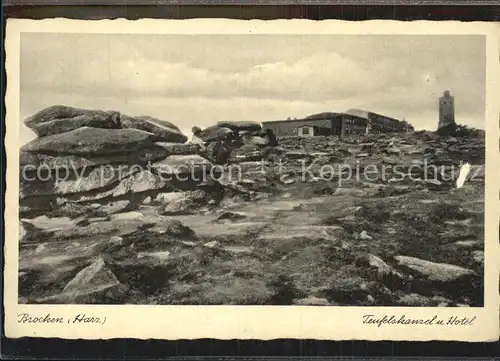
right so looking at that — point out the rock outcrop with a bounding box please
[19,105,205,219]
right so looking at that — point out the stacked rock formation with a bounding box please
[20,105,213,219]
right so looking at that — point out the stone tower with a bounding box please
[438,90,456,129]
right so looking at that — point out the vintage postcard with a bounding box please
[4,18,499,341]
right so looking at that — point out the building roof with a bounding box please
[344,108,403,124]
[262,118,328,125]
[304,112,338,120]
[343,108,370,119]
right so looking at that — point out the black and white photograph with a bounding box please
[5,18,499,342]
[16,31,488,307]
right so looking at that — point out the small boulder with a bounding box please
[97,200,131,216]
[203,241,220,249]
[215,211,247,222]
[155,192,186,204]
[159,198,195,215]
[108,236,124,247]
[359,230,372,240]
[164,220,197,239]
[385,146,401,154]
[356,254,393,278]
[471,250,484,265]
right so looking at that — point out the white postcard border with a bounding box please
[4,18,500,341]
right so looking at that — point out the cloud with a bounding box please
[20,33,485,135]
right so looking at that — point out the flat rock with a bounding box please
[189,221,270,240]
[24,105,121,137]
[137,250,171,262]
[155,192,187,204]
[49,221,119,240]
[154,142,201,155]
[52,170,167,203]
[120,114,187,143]
[453,240,481,249]
[155,190,208,205]
[20,147,170,171]
[382,156,400,165]
[20,164,138,199]
[21,215,74,231]
[33,112,121,138]
[195,125,233,143]
[111,170,167,197]
[224,245,254,255]
[38,257,128,304]
[111,211,145,222]
[293,296,330,306]
[284,151,310,159]
[21,127,158,156]
[258,225,342,254]
[152,154,212,176]
[397,293,434,306]
[394,255,476,283]
[19,146,170,174]
[333,188,368,197]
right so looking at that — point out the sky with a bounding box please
[20,33,485,145]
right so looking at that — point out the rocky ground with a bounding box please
[19,124,485,306]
